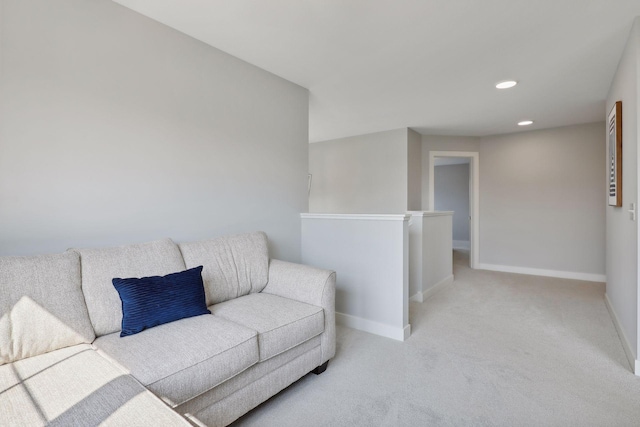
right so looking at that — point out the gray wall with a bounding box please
[0,0,309,261]
[434,164,470,242]
[606,18,639,358]
[479,123,606,275]
[422,122,606,277]
[407,129,422,211]
[309,129,408,213]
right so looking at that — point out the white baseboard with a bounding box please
[410,275,454,303]
[453,240,470,250]
[336,312,410,341]
[410,292,424,303]
[604,293,638,374]
[409,274,453,302]
[423,275,454,300]
[477,263,606,283]
[402,324,411,340]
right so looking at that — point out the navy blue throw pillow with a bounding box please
[112,266,210,337]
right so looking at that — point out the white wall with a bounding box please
[479,123,606,276]
[408,215,424,301]
[434,164,470,242]
[309,129,408,213]
[422,213,453,295]
[408,211,453,302]
[301,214,410,341]
[605,17,639,368]
[0,0,309,261]
[407,129,422,211]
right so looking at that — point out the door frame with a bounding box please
[428,151,480,269]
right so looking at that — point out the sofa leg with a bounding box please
[312,361,329,375]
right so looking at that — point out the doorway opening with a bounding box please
[428,151,479,269]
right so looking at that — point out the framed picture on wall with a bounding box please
[608,101,622,207]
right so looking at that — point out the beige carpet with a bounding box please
[232,250,640,426]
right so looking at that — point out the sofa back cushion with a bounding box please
[0,251,95,365]
[179,232,269,306]
[73,239,186,337]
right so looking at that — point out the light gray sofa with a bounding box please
[0,232,336,426]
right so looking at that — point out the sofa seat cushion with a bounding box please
[176,335,322,417]
[210,293,324,362]
[93,314,258,407]
[0,344,190,426]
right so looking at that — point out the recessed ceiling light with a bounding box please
[518,120,534,126]
[496,80,517,89]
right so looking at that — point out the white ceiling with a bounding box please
[113,0,640,142]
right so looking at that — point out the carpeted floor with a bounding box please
[231,250,640,426]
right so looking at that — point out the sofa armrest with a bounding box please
[262,259,336,363]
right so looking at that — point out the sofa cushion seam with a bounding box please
[259,332,323,362]
[170,359,257,407]
[144,333,258,387]
[259,310,323,335]
[182,342,322,414]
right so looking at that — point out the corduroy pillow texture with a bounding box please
[112,266,210,337]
